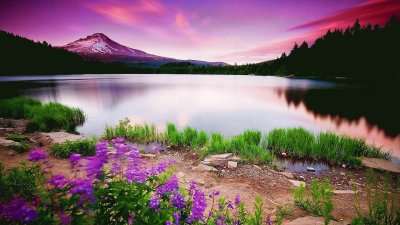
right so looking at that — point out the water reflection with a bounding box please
[0,75,398,159]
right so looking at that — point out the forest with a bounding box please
[1,16,399,79]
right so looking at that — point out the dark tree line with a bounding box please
[157,16,400,79]
[0,30,154,75]
[1,15,399,78]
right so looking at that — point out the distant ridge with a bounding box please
[60,33,227,66]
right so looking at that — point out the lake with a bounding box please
[0,74,399,160]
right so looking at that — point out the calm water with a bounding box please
[0,74,399,161]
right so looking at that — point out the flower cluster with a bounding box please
[0,139,257,225]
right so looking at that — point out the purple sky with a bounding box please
[1,0,399,64]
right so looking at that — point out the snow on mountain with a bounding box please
[59,33,227,66]
[60,33,160,58]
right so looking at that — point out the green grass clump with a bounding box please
[104,119,164,144]
[10,140,29,153]
[267,128,389,167]
[292,179,334,225]
[51,138,97,159]
[0,163,40,201]
[6,134,29,142]
[352,170,400,225]
[0,97,41,119]
[0,97,85,133]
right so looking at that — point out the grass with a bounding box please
[9,140,29,153]
[352,169,400,225]
[103,121,389,167]
[6,134,29,142]
[0,97,85,133]
[291,179,334,225]
[51,138,97,159]
[267,128,390,167]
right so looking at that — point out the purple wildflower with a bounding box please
[165,222,172,225]
[227,201,234,209]
[110,162,122,175]
[188,181,197,196]
[173,212,180,225]
[69,178,95,204]
[171,192,186,209]
[47,174,68,189]
[234,195,240,206]
[70,153,82,168]
[150,144,161,153]
[149,195,160,211]
[0,198,37,223]
[28,148,47,162]
[57,211,71,225]
[266,216,272,225]
[187,188,207,223]
[95,141,108,163]
[112,137,126,144]
[85,156,104,178]
[157,175,179,196]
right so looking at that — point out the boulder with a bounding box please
[202,153,237,166]
[307,167,315,172]
[36,132,83,145]
[288,179,306,187]
[228,161,238,169]
[279,172,294,179]
[361,157,400,173]
[253,165,262,170]
[0,137,17,147]
[194,164,218,172]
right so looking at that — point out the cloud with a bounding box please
[88,0,165,25]
[291,0,400,31]
[175,13,189,29]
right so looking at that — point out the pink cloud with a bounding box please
[175,13,189,29]
[291,0,400,31]
[88,0,166,25]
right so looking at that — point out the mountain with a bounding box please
[60,33,227,66]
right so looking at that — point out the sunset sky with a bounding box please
[1,0,399,64]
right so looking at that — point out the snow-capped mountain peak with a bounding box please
[60,33,156,58]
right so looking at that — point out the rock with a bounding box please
[209,153,233,159]
[279,172,294,179]
[196,179,205,186]
[307,167,315,172]
[7,150,18,156]
[0,137,17,147]
[253,165,262,170]
[284,216,343,225]
[176,172,187,183]
[299,176,305,180]
[39,132,83,145]
[361,157,400,173]
[194,164,218,172]
[340,172,345,176]
[342,164,346,168]
[202,158,228,166]
[288,179,306,187]
[333,190,357,194]
[281,152,287,157]
[229,156,242,161]
[228,161,238,169]
[0,128,14,136]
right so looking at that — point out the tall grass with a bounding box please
[267,128,390,167]
[103,121,389,166]
[0,97,85,133]
[51,138,97,159]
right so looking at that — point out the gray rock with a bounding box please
[0,137,17,147]
[228,161,238,169]
[362,157,400,173]
[194,164,218,172]
[307,167,315,172]
[279,172,294,179]
[288,179,306,187]
[281,152,287,157]
[284,216,344,225]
